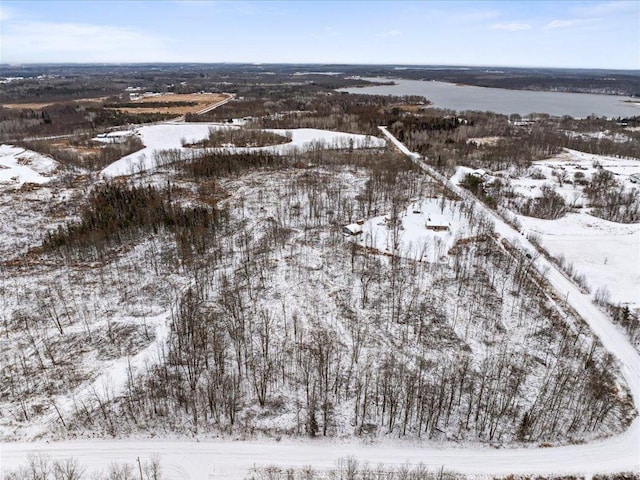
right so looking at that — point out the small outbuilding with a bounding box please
[470,169,488,180]
[425,220,450,232]
[343,223,363,236]
[425,213,451,231]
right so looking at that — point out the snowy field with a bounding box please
[521,149,640,206]
[100,123,385,178]
[507,150,640,308]
[0,145,67,257]
[450,149,640,308]
[0,145,59,187]
[565,130,632,143]
[456,149,640,208]
[519,213,640,308]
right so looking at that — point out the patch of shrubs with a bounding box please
[180,151,287,178]
[514,184,567,220]
[43,183,226,261]
[460,173,498,208]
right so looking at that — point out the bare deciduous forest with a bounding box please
[1,65,638,471]
[1,141,635,444]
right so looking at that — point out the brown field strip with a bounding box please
[2,97,108,110]
[108,93,229,115]
[1,93,229,114]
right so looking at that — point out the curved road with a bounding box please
[1,129,638,479]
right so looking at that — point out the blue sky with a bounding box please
[1,1,638,69]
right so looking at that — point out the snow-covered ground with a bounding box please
[565,130,632,143]
[99,123,217,177]
[2,428,640,480]
[449,148,640,308]
[100,123,385,178]
[519,212,640,308]
[92,130,137,144]
[0,145,59,187]
[505,149,640,207]
[450,149,640,210]
[2,129,639,479]
[550,149,640,178]
[25,309,173,440]
[351,199,464,262]
[467,136,501,146]
[451,150,640,210]
[450,166,489,187]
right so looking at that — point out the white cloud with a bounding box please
[0,5,15,22]
[2,21,169,62]
[379,30,402,38]
[543,20,575,30]
[490,22,531,31]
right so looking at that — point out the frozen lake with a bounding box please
[339,78,640,118]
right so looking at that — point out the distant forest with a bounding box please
[1,64,638,103]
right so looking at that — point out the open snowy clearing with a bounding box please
[0,145,59,187]
[450,149,640,209]
[467,136,502,146]
[450,148,640,308]
[519,212,640,309]
[546,149,640,179]
[511,149,639,207]
[565,130,632,143]
[349,198,464,262]
[528,149,640,201]
[100,124,385,178]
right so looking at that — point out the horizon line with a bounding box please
[1,62,639,72]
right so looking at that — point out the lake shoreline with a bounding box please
[340,77,640,118]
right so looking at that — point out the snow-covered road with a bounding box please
[1,129,638,479]
[1,430,639,479]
